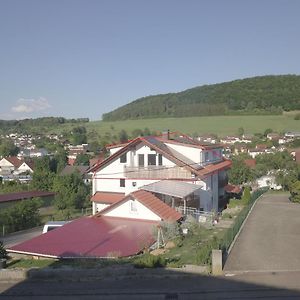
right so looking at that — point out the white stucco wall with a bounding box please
[18,163,33,173]
[103,198,161,221]
[93,202,110,214]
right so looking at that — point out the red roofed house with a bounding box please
[7,133,232,259]
[89,133,231,216]
[0,156,34,176]
[8,190,182,258]
[0,156,23,174]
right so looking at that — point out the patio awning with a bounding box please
[140,180,203,199]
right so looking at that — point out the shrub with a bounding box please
[196,236,220,265]
[134,253,166,268]
[0,241,7,259]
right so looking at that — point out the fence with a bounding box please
[175,206,214,225]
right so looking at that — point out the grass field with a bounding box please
[83,115,300,137]
[47,114,300,139]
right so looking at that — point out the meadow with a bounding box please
[81,114,300,137]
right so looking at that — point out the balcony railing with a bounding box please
[124,165,192,179]
[175,206,214,224]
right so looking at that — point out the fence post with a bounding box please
[2,225,5,237]
[212,249,223,275]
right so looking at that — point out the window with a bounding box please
[148,154,156,166]
[120,153,127,163]
[138,154,144,167]
[130,200,137,212]
[158,154,163,166]
[120,178,125,187]
[204,152,209,162]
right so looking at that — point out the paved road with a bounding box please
[224,194,300,272]
[1,227,43,248]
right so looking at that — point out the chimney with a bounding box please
[162,130,170,140]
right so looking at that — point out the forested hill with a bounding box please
[102,75,300,121]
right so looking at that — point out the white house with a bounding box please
[88,133,231,216]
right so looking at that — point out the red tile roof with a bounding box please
[197,160,232,177]
[99,190,182,222]
[3,156,23,168]
[8,216,157,258]
[91,192,125,204]
[0,191,55,204]
[244,159,256,168]
[131,190,182,222]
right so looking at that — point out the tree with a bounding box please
[71,126,87,145]
[0,198,42,232]
[119,130,128,143]
[289,181,300,203]
[237,127,244,137]
[74,154,90,166]
[264,128,273,137]
[0,139,19,157]
[228,158,253,185]
[53,172,90,210]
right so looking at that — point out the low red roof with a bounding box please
[0,191,55,204]
[198,160,232,177]
[8,216,157,258]
[99,190,182,222]
[224,184,242,194]
[244,159,256,168]
[91,192,125,204]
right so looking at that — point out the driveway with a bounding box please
[224,193,300,272]
[1,227,43,248]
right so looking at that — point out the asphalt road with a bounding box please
[224,193,300,272]
[1,227,43,248]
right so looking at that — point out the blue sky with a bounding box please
[0,0,299,120]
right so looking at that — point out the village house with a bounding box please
[89,132,231,217]
[7,133,232,259]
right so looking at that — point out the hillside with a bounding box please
[102,75,300,121]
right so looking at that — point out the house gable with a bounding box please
[102,197,161,221]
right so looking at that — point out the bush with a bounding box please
[0,241,7,259]
[196,236,220,265]
[134,253,166,268]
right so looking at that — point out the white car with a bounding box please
[42,221,70,234]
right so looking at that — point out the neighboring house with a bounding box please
[8,190,182,259]
[0,190,55,209]
[241,134,254,144]
[255,175,282,190]
[89,133,231,215]
[0,156,23,174]
[267,133,280,141]
[220,136,241,145]
[60,165,92,184]
[0,156,34,182]
[285,131,300,139]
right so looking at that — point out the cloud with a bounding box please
[11,97,51,113]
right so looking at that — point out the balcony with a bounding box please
[124,165,192,179]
